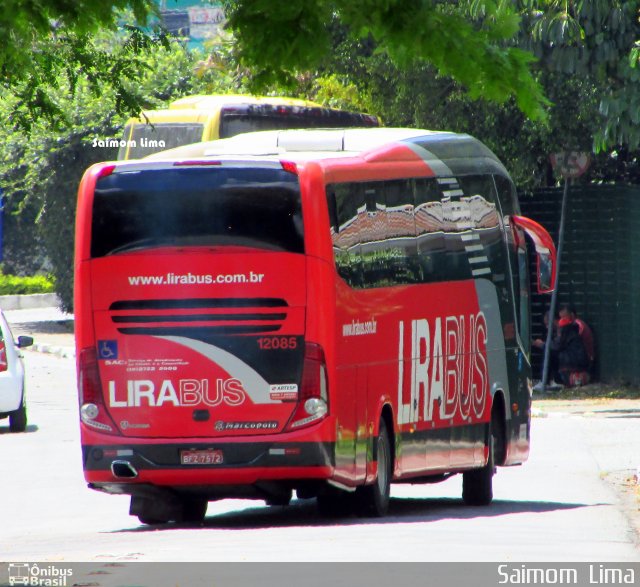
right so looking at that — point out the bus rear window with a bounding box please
[220,114,312,138]
[119,123,204,159]
[219,111,378,139]
[91,167,303,257]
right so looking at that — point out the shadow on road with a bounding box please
[0,423,39,434]
[111,496,597,533]
[588,409,640,419]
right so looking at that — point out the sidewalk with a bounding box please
[532,396,640,418]
[5,305,75,359]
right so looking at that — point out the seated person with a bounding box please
[551,317,590,386]
[559,304,595,375]
[533,312,590,387]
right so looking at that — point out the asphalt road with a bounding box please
[1,347,639,565]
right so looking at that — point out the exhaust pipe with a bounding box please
[111,460,138,479]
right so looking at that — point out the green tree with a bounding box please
[268,2,638,187]
[517,0,640,151]
[219,0,640,157]
[0,0,168,130]
[221,0,550,121]
[0,28,231,310]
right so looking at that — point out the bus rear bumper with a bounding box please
[89,463,332,492]
[87,465,334,504]
[82,437,335,496]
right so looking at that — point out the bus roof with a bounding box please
[129,95,321,124]
[141,128,510,179]
[168,94,322,110]
[128,95,373,126]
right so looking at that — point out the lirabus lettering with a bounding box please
[397,312,489,425]
[108,378,247,408]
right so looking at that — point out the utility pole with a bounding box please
[540,151,590,391]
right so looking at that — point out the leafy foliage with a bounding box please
[221,0,549,120]
[1,0,639,311]
[294,3,639,187]
[0,1,172,130]
[0,272,55,296]
[0,28,230,311]
[518,0,640,150]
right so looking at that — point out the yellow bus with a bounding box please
[117,94,380,160]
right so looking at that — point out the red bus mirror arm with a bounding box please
[510,215,557,294]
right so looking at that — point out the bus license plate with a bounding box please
[181,449,223,465]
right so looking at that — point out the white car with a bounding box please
[0,311,33,432]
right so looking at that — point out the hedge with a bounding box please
[0,272,55,295]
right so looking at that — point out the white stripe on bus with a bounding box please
[160,336,277,404]
[465,244,484,252]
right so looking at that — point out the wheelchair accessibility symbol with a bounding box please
[98,340,118,360]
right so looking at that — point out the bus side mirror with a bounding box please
[511,215,557,294]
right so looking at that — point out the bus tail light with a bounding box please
[96,164,116,179]
[285,342,329,431]
[280,160,298,175]
[78,347,117,434]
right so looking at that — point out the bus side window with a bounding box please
[414,177,447,283]
[383,180,419,285]
[330,183,364,288]
[326,187,339,233]
[457,175,505,287]
[458,174,522,345]
[357,180,418,288]
[360,183,386,287]
[493,174,519,216]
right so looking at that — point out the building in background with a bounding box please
[158,0,225,50]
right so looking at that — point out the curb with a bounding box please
[531,407,571,418]
[29,342,75,360]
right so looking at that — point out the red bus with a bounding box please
[74,128,556,524]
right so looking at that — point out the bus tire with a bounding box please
[131,495,175,525]
[137,515,166,526]
[462,418,497,506]
[266,489,292,507]
[356,419,392,517]
[181,497,208,523]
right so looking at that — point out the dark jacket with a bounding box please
[551,322,590,372]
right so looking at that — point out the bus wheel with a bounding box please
[181,497,208,523]
[265,489,292,507]
[137,515,167,526]
[131,495,175,525]
[462,417,498,506]
[356,419,391,517]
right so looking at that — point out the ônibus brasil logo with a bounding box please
[7,564,72,586]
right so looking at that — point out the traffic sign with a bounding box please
[550,152,591,178]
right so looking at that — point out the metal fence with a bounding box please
[519,184,640,384]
